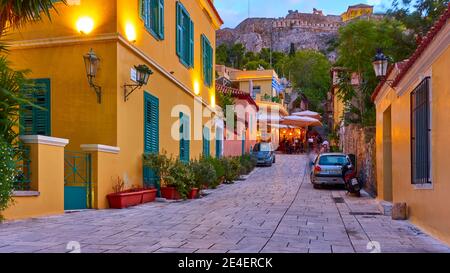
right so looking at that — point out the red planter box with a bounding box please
[107,188,157,209]
[107,191,142,209]
[161,187,181,200]
[142,189,157,203]
[188,188,199,199]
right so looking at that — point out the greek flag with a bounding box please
[272,78,283,93]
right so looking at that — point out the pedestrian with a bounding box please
[322,140,330,153]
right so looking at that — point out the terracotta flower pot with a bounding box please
[188,188,199,199]
[107,191,143,209]
[160,186,181,200]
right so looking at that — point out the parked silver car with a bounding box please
[310,153,353,188]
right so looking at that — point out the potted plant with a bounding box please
[191,158,217,196]
[207,157,225,189]
[107,178,143,209]
[222,157,241,184]
[163,160,193,200]
[143,151,178,199]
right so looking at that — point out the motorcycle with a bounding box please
[342,164,361,196]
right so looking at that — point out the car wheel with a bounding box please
[273,157,276,163]
[313,184,322,189]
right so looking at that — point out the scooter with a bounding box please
[342,164,361,196]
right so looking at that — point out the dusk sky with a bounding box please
[215,0,395,28]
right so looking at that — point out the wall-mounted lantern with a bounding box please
[373,48,395,87]
[83,49,102,103]
[124,64,153,102]
[373,48,389,79]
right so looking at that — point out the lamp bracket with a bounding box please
[88,77,102,104]
[124,83,144,102]
[378,77,395,88]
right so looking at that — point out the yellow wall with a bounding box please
[117,0,218,106]
[3,143,65,220]
[88,150,120,209]
[332,87,345,129]
[115,43,216,187]
[238,80,275,100]
[8,43,118,151]
[341,7,373,22]
[375,46,450,244]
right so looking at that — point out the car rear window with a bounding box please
[254,143,271,152]
[318,155,349,166]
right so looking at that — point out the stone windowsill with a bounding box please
[12,191,40,197]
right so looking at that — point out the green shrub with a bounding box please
[204,157,225,189]
[143,150,173,187]
[222,157,241,184]
[239,154,256,175]
[0,138,16,220]
[191,158,217,189]
[167,160,195,199]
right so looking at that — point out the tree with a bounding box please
[0,0,65,217]
[216,44,229,66]
[335,18,416,126]
[244,60,269,70]
[285,50,331,112]
[229,43,246,69]
[0,0,65,35]
[388,0,449,37]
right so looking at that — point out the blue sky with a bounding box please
[215,0,394,28]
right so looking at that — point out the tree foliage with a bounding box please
[335,18,417,126]
[285,50,331,112]
[388,0,449,37]
[215,43,289,77]
[0,0,65,35]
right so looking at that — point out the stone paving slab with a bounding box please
[1,155,449,253]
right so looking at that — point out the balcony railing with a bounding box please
[14,145,31,191]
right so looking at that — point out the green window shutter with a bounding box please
[139,0,145,20]
[179,112,190,162]
[144,92,159,154]
[203,126,210,158]
[145,0,151,28]
[208,42,213,85]
[20,79,51,136]
[158,0,164,39]
[144,92,160,189]
[202,35,206,85]
[179,112,184,161]
[202,35,212,87]
[185,115,190,161]
[176,2,182,57]
[189,19,194,67]
[150,0,158,33]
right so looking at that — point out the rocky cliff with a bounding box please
[216,14,341,61]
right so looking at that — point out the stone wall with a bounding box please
[341,124,377,197]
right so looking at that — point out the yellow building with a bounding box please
[3,0,223,219]
[215,66,288,148]
[229,69,282,102]
[341,4,373,22]
[328,67,361,131]
[372,8,450,244]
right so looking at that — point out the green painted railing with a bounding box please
[14,145,32,191]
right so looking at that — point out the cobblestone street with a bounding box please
[1,155,449,253]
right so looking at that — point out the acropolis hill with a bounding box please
[216,4,383,61]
